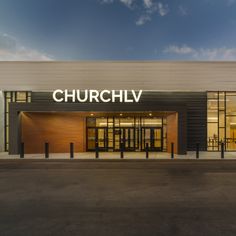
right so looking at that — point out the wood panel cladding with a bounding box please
[21,112,86,154]
[167,113,178,154]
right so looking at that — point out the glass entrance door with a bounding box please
[114,128,136,151]
[87,128,108,151]
[114,128,122,151]
[123,128,135,151]
[86,116,166,152]
[141,128,162,151]
[97,128,107,151]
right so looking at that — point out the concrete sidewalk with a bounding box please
[0,151,236,160]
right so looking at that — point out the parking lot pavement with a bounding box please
[0,159,236,236]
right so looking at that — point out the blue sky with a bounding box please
[0,0,236,60]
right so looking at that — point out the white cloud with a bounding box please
[227,0,236,6]
[101,0,114,3]
[164,45,195,55]
[157,2,169,16]
[100,0,169,25]
[101,0,135,7]
[163,44,236,60]
[144,1,169,15]
[230,0,236,3]
[137,1,169,26]
[206,0,236,7]
[143,0,153,9]
[0,33,53,61]
[198,48,236,60]
[101,0,135,8]
[136,15,151,25]
[178,5,188,16]
[120,0,135,8]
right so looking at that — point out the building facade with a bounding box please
[0,61,236,155]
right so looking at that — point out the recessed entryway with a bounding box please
[21,111,179,154]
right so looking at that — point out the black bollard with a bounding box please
[221,142,224,159]
[146,143,149,159]
[95,141,99,159]
[120,142,124,159]
[70,142,74,159]
[20,142,24,159]
[171,142,174,159]
[45,142,49,159]
[196,143,200,159]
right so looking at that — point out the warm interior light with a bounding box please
[208,117,218,120]
[208,99,229,102]
[98,122,162,126]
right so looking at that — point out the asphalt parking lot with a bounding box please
[0,159,236,236]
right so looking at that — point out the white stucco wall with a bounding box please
[0,91,4,152]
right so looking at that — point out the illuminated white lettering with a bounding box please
[124,90,133,102]
[77,90,88,102]
[65,89,75,102]
[52,90,143,103]
[111,90,123,102]
[89,90,99,102]
[100,90,111,102]
[132,90,142,102]
[53,89,64,102]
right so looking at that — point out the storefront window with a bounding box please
[207,91,236,151]
[226,96,236,114]
[141,118,162,127]
[96,118,107,127]
[86,116,166,151]
[119,117,135,127]
[207,92,219,150]
[4,91,31,151]
[225,94,236,150]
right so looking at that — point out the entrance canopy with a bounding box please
[20,111,178,154]
[9,102,187,155]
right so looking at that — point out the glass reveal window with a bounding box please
[96,118,107,127]
[207,91,236,151]
[141,118,162,127]
[4,91,31,151]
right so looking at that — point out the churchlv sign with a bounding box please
[53,89,143,103]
